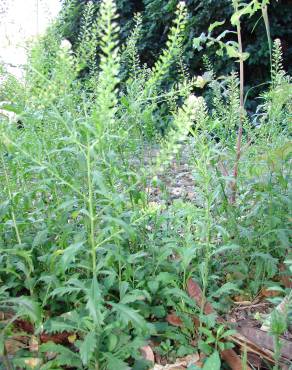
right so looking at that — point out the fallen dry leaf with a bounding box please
[40,331,73,344]
[166,314,183,327]
[233,300,253,305]
[238,326,292,361]
[15,319,34,334]
[187,278,214,315]
[140,345,155,363]
[221,349,251,370]
[247,352,262,369]
[279,263,292,289]
[227,331,278,365]
[261,288,281,298]
[5,338,27,354]
[233,294,252,303]
[183,353,200,366]
[152,353,200,370]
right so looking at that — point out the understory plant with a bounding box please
[0,0,291,369]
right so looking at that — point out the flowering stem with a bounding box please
[230,4,244,204]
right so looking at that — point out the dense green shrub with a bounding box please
[59,0,292,99]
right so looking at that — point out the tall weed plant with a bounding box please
[0,0,291,369]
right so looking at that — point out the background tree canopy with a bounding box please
[59,0,291,103]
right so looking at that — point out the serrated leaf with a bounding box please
[147,280,159,294]
[211,244,240,256]
[111,303,146,328]
[61,241,84,266]
[80,331,96,365]
[210,282,239,298]
[44,317,78,334]
[32,229,48,247]
[40,342,82,367]
[121,290,149,304]
[86,276,104,325]
[49,285,82,298]
[6,296,42,324]
[105,354,131,370]
[231,1,261,26]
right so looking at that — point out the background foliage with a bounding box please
[60,0,292,98]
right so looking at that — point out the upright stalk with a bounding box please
[86,136,96,276]
[1,155,22,245]
[262,4,272,73]
[3,350,14,370]
[231,1,245,204]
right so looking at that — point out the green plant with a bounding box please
[60,0,292,105]
[270,309,288,370]
[0,0,291,368]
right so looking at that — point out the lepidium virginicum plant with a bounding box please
[0,0,153,368]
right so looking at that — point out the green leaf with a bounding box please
[61,241,84,266]
[203,351,221,370]
[200,327,215,341]
[86,276,104,325]
[231,1,261,26]
[208,20,225,33]
[79,331,97,365]
[40,342,83,367]
[0,103,22,115]
[44,318,78,334]
[241,51,250,61]
[32,229,48,247]
[220,329,237,339]
[121,289,150,304]
[225,44,239,59]
[193,33,206,51]
[0,200,9,218]
[49,279,85,298]
[211,244,240,256]
[105,354,131,370]
[198,340,213,355]
[107,333,118,351]
[193,37,202,50]
[6,296,42,324]
[210,282,239,298]
[0,333,4,356]
[148,280,159,294]
[187,365,202,370]
[111,303,146,328]
[151,305,166,318]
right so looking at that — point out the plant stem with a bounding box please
[1,155,22,245]
[231,13,244,204]
[3,348,14,370]
[262,4,272,73]
[86,137,96,276]
[273,334,281,370]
